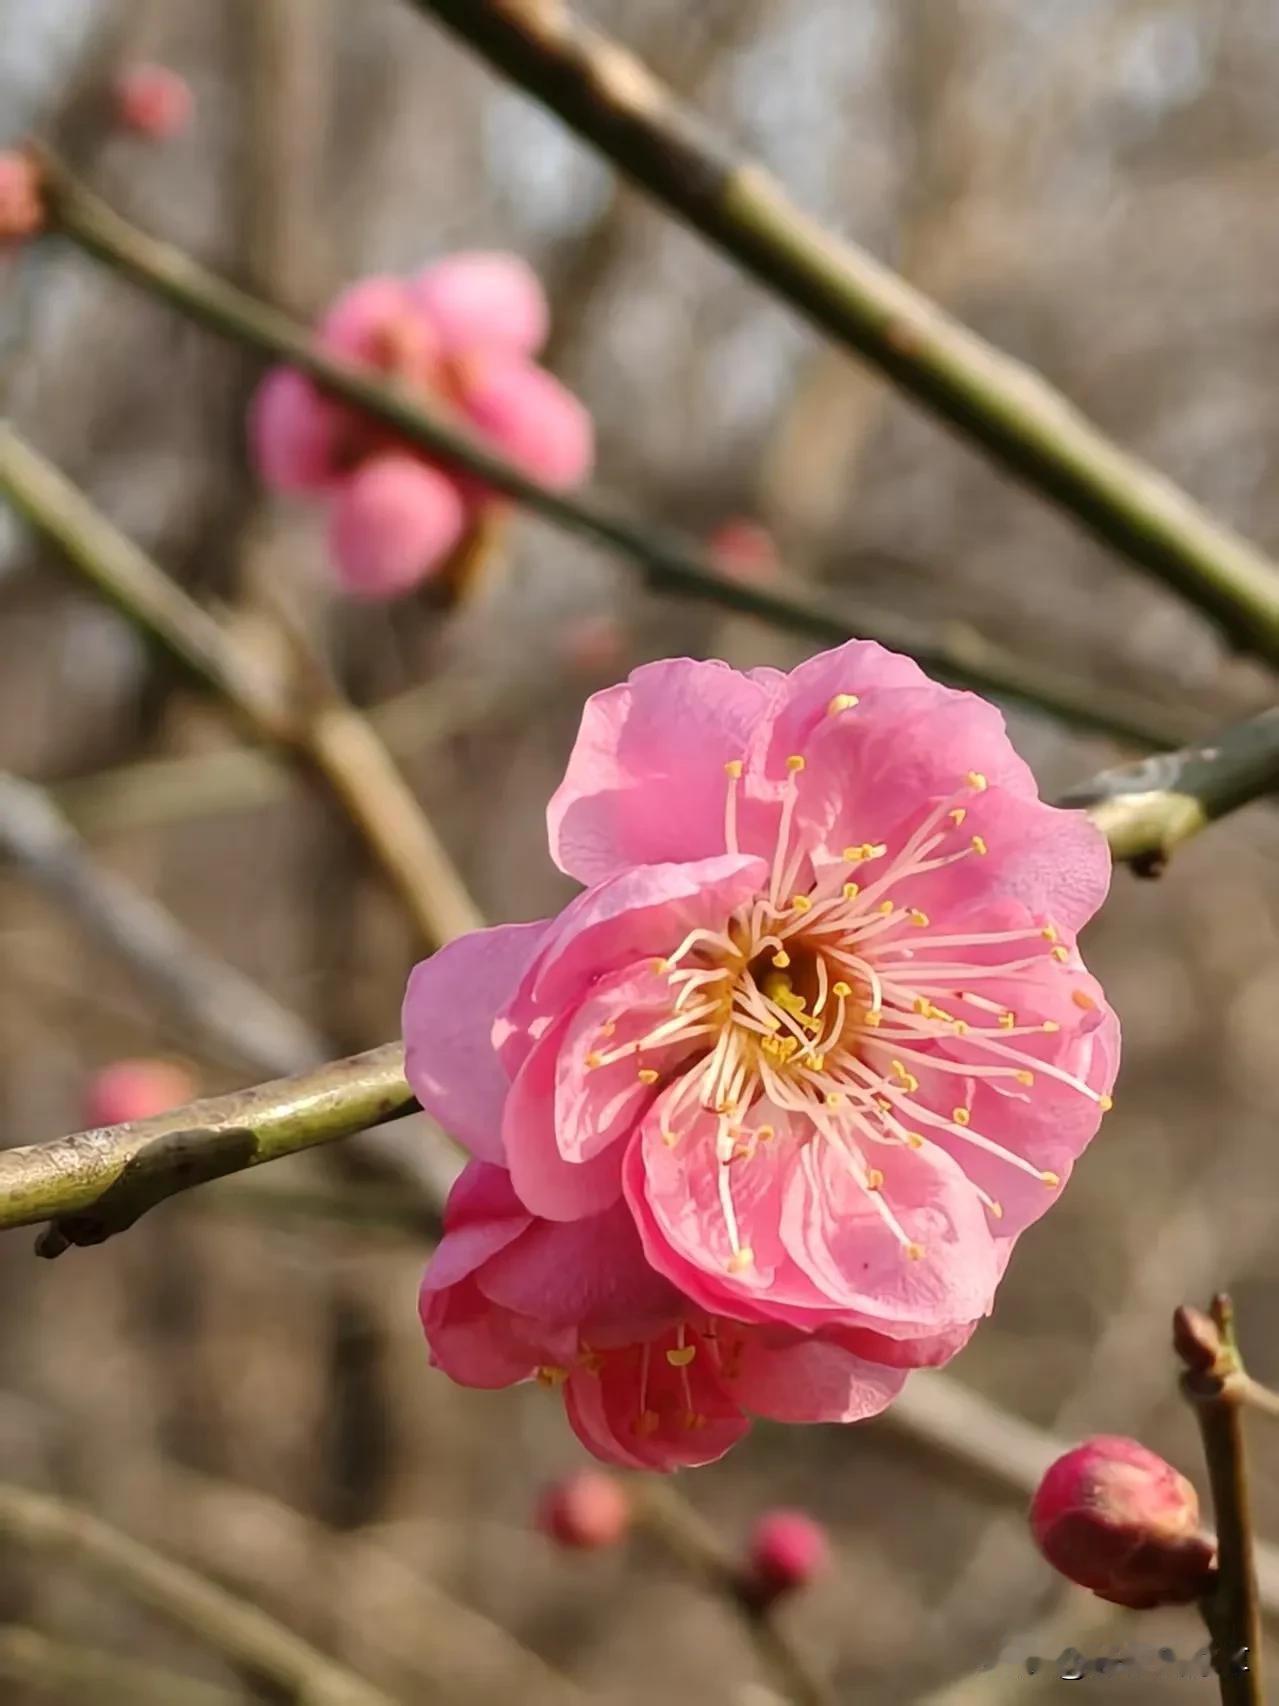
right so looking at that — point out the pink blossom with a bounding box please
[0,151,43,244]
[113,64,194,140]
[404,640,1118,1463]
[536,1469,631,1549]
[83,1059,196,1127]
[248,254,592,599]
[744,1509,832,1604]
[1031,1436,1215,1609]
[328,454,466,598]
[708,517,780,582]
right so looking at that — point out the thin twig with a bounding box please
[0,771,326,1078]
[1057,708,1279,874]
[0,1625,241,1706]
[0,422,480,945]
[0,1481,399,1706]
[633,1480,833,1706]
[1175,1297,1265,1706]
[1237,1377,1279,1425]
[405,0,1279,667]
[29,154,1189,748]
[0,1043,416,1253]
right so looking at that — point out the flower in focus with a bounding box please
[743,1509,832,1606]
[1031,1436,1215,1608]
[84,1058,197,1127]
[536,1468,631,1549]
[249,254,593,599]
[0,151,43,244]
[405,640,1119,1466]
[113,64,194,139]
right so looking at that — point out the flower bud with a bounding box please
[83,1059,197,1127]
[536,1470,631,1550]
[707,517,780,583]
[1030,1436,1216,1609]
[0,151,43,244]
[113,65,194,140]
[742,1509,832,1607]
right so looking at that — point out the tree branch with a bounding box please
[1056,708,1279,874]
[27,153,1189,749]
[0,1626,240,1706]
[0,1481,398,1706]
[0,1043,416,1254]
[0,422,480,946]
[404,0,1279,667]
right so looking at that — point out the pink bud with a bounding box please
[328,454,466,600]
[84,1060,197,1127]
[1030,1436,1216,1609]
[707,517,780,582]
[743,1510,832,1606]
[113,64,193,140]
[536,1470,631,1550]
[559,613,626,678]
[249,368,344,493]
[0,151,43,244]
[455,353,594,490]
[319,277,441,390]
[413,252,550,357]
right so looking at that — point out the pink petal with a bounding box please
[248,368,344,492]
[502,1012,626,1220]
[760,639,934,764]
[403,920,550,1165]
[421,1274,566,1387]
[547,659,781,884]
[319,276,441,385]
[731,1331,908,1423]
[420,1163,530,1293]
[457,353,594,489]
[564,1330,749,1471]
[413,251,550,356]
[328,454,466,599]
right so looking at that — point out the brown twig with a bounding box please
[1174,1296,1265,1706]
[0,422,479,946]
[632,1480,833,1706]
[0,1625,240,1706]
[0,1481,398,1706]
[405,0,1279,668]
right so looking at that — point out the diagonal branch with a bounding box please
[0,422,480,946]
[27,153,1187,750]
[403,0,1279,668]
[1056,708,1279,874]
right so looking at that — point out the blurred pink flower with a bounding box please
[113,64,194,139]
[84,1059,196,1127]
[0,151,43,243]
[744,1509,832,1604]
[328,454,466,599]
[249,254,592,599]
[1031,1436,1215,1609]
[404,640,1118,1463]
[535,1468,631,1549]
[707,517,780,582]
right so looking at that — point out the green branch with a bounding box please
[404,0,1279,668]
[1057,708,1279,874]
[27,152,1186,750]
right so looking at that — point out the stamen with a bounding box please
[827,693,859,715]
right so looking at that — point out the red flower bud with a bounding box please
[743,1509,831,1607]
[536,1470,630,1550]
[707,517,780,583]
[83,1059,197,1127]
[113,65,194,140]
[0,151,44,244]
[1030,1436,1216,1609]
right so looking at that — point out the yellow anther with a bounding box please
[1098,1093,1114,1112]
[1072,988,1097,1010]
[890,1059,907,1078]
[879,899,895,916]
[952,1019,969,1035]
[599,1021,617,1038]
[666,1344,697,1368]
[824,1091,844,1108]
[998,1011,1016,1031]
[1051,946,1070,963]
[842,882,860,901]
[913,996,930,1015]
[904,1132,924,1149]
[772,949,791,969]
[790,894,812,913]
[637,1067,660,1085]
[827,693,860,715]
[1040,924,1058,942]
[536,1364,569,1388]
[909,909,930,928]
[809,1054,826,1072]
[865,1168,884,1191]
[905,1241,926,1261]
[970,834,989,856]
[727,1247,755,1273]
[635,1409,660,1436]
[724,758,744,779]
[660,1129,679,1148]
[1042,1019,1060,1033]
[755,1124,775,1142]
[578,1349,603,1374]
[832,981,852,998]
[988,1200,1005,1221]
[786,754,806,772]
[952,1107,970,1126]
[948,807,967,826]
[585,1052,604,1070]
[681,1410,707,1432]
[862,1009,882,1029]
[1040,1170,1060,1188]
[1015,1070,1035,1087]
[966,770,988,791]
[652,957,670,974]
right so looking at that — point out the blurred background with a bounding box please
[2,0,1279,1699]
